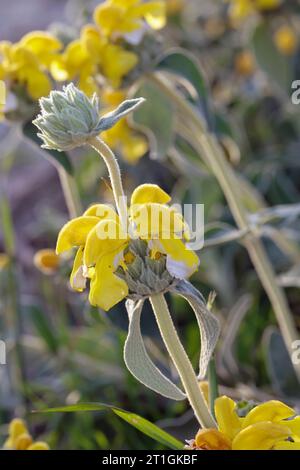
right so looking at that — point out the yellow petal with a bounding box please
[70,247,86,291]
[26,71,52,99]
[27,441,50,450]
[56,216,99,254]
[20,31,62,54]
[15,433,33,450]
[194,428,232,450]
[84,219,128,267]
[279,416,300,441]
[273,440,300,450]
[242,400,295,429]
[83,203,118,220]
[132,1,166,29]
[101,44,138,87]
[159,237,199,278]
[214,396,242,441]
[94,3,140,37]
[131,184,171,205]
[232,421,290,450]
[81,25,106,62]
[130,203,186,239]
[89,250,128,311]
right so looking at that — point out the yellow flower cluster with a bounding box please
[0,0,167,162]
[3,418,49,450]
[189,396,300,450]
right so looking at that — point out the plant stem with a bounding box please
[88,136,127,230]
[207,358,218,419]
[57,167,82,218]
[150,293,216,428]
[149,72,300,381]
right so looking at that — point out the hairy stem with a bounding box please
[88,137,127,230]
[149,72,300,381]
[150,293,216,428]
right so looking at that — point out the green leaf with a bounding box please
[131,80,174,160]
[23,121,73,174]
[124,299,186,401]
[36,403,184,450]
[157,49,214,129]
[30,305,59,354]
[251,22,292,93]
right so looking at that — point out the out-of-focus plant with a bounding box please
[2,418,49,450]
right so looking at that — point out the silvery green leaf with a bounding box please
[97,98,145,131]
[170,280,220,379]
[124,299,186,401]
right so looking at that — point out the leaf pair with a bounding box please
[124,280,220,401]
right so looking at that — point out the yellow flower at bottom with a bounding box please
[3,419,49,450]
[56,184,199,311]
[189,396,300,450]
[274,25,297,56]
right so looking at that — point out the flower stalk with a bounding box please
[150,293,216,429]
[87,136,128,230]
[149,72,300,382]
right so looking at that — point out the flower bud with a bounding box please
[33,82,145,151]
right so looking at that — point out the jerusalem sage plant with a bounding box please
[33,83,220,429]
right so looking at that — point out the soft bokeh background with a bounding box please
[1,0,300,449]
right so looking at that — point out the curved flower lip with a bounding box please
[33,83,145,152]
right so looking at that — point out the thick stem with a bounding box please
[150,293,216,428]
[88,136,127,230]
[58,167,82,218]
[149,73,300,381]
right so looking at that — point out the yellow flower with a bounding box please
[56,184,199,311]
[0,31,62,100]
[101,89,147,162]
[274,25,297,56]
[234,50,255,76]
[3,419,49,450]
[190,396,300,450]
[33,248,60,275]
[94,0,166,39]
[228,0,281,22]
[0,252,9,270]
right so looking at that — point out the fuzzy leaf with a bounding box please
[124,299,186,401]
[170,280,220,379]
[98,98,145,131]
